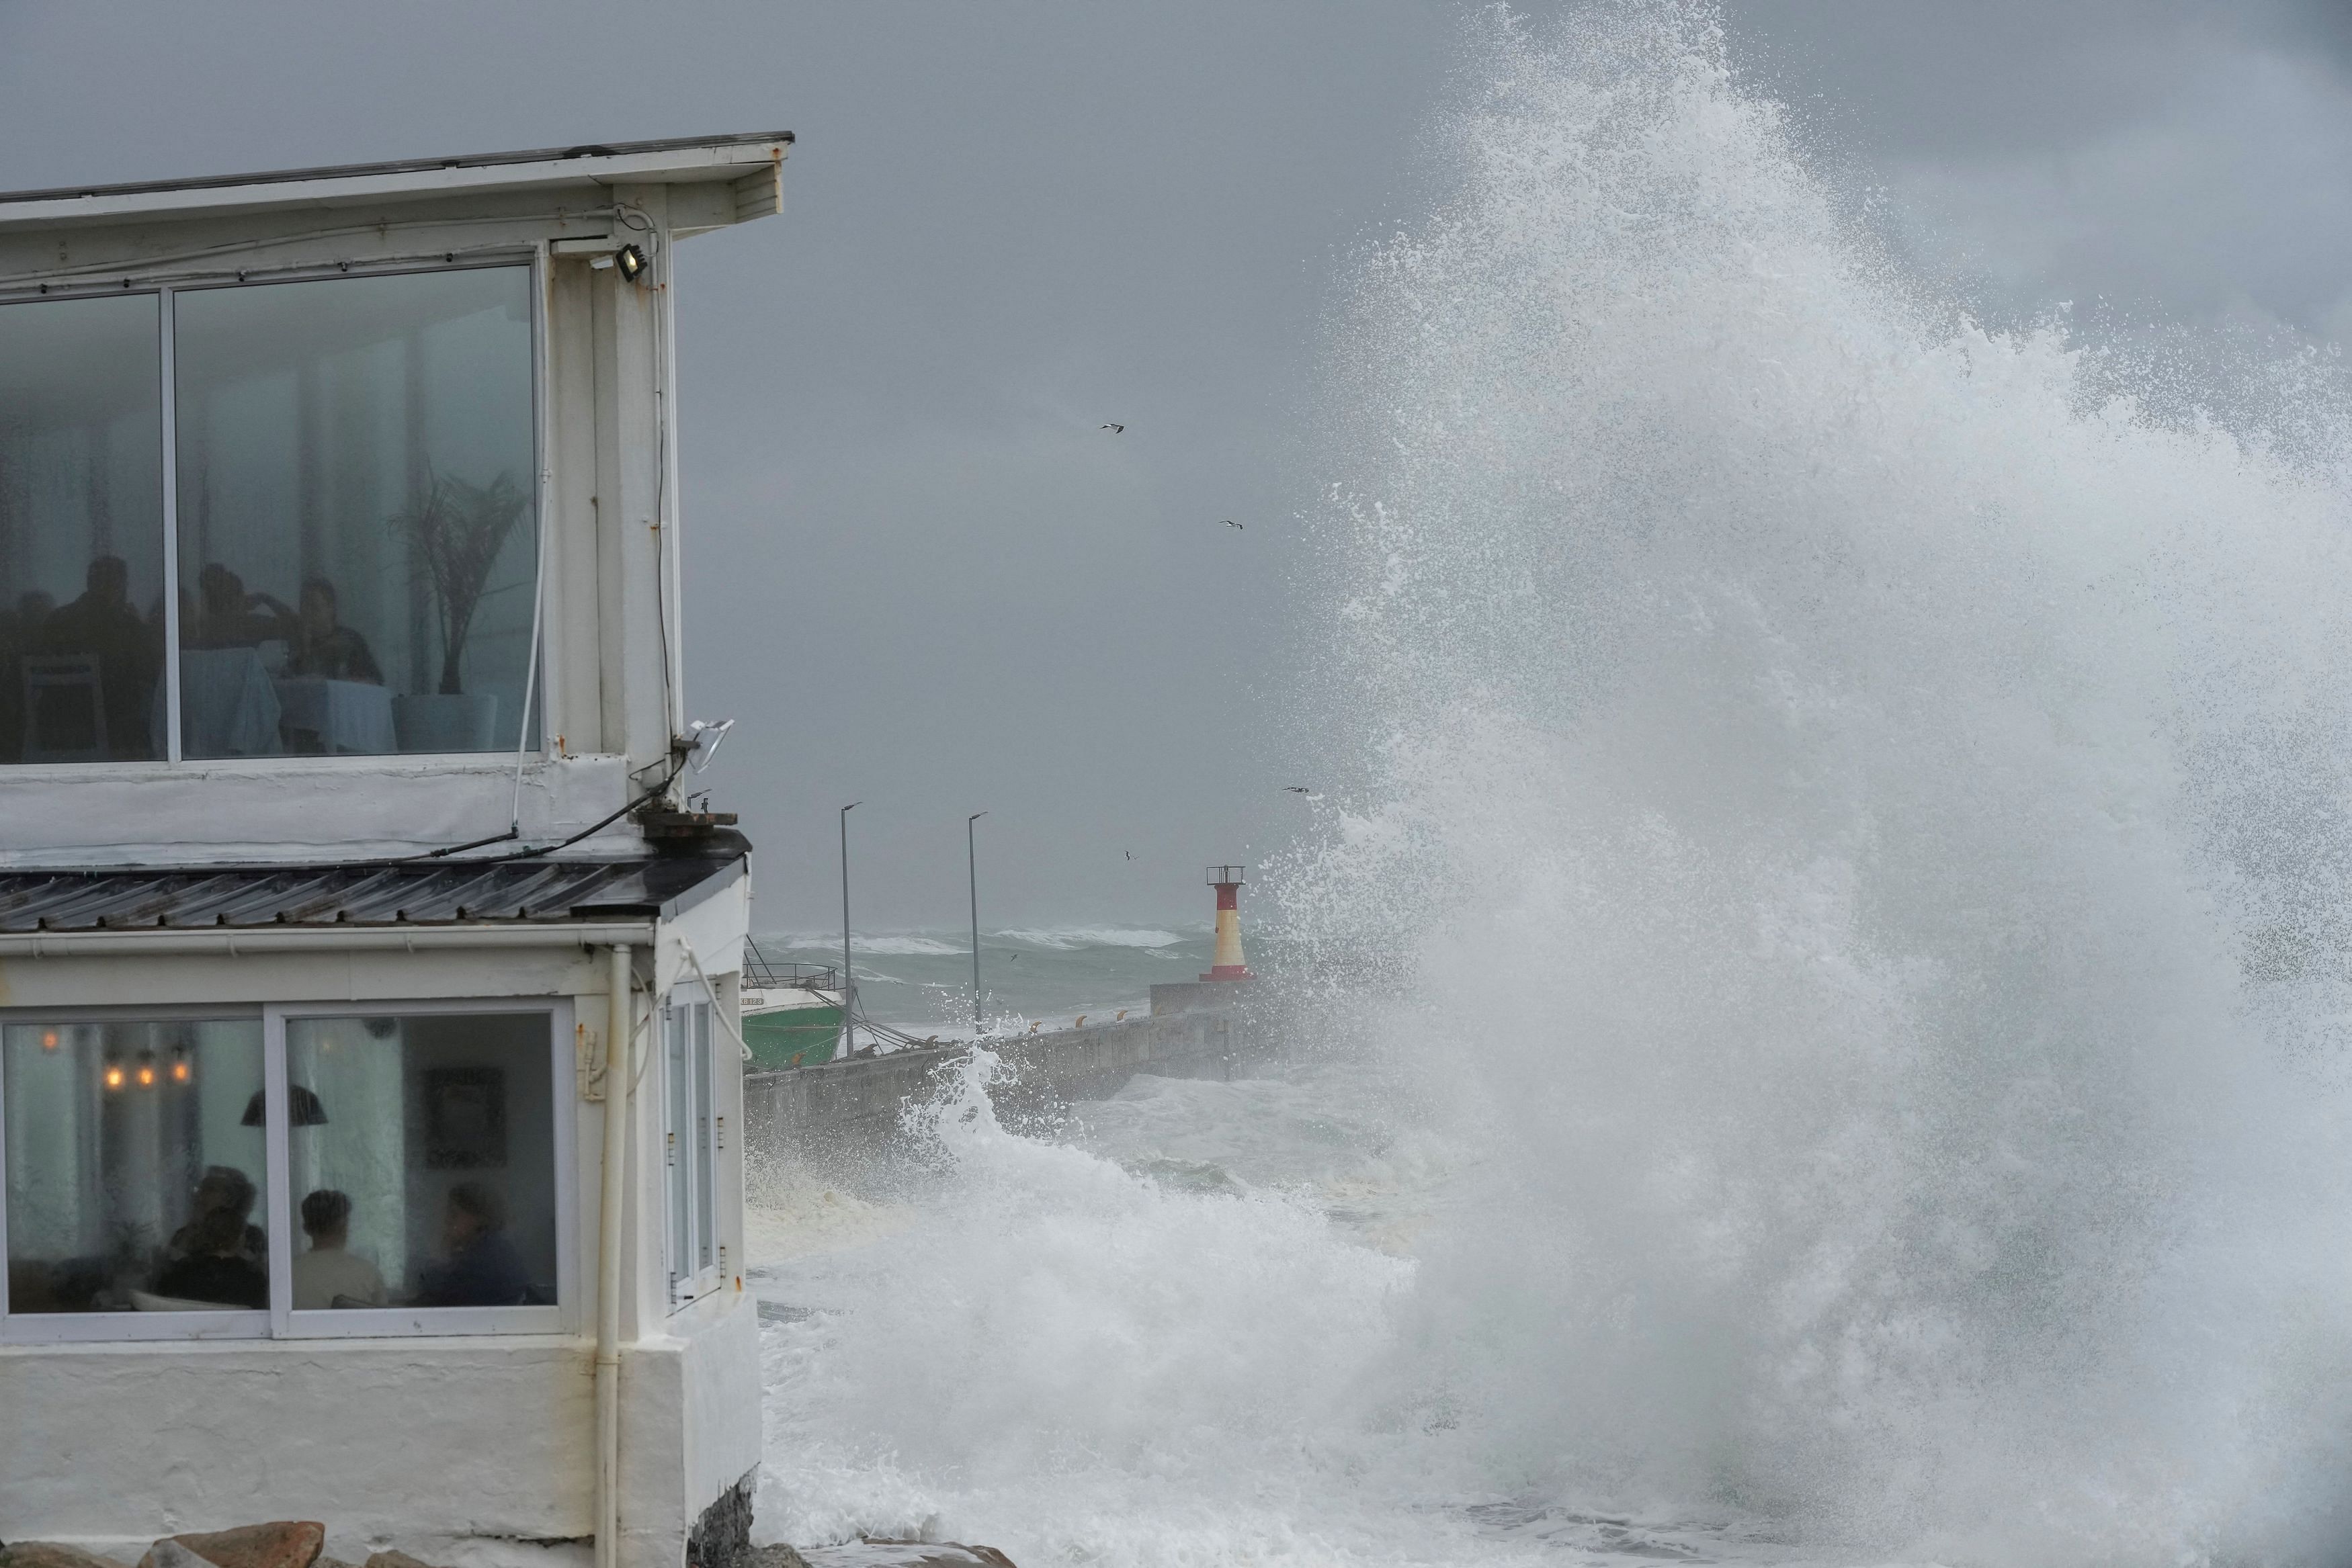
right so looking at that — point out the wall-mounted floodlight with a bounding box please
[685,717,734,771]
[589,243,650,284]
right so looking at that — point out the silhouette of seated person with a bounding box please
[32,556,159,758]
[413,1181,531,1307]
[165,1164,267,1268]
[190,563,296,650]
[290,1188,386,1310]
[153,1205,268,1309]
[286,577,382,685]
[0,589,56,758]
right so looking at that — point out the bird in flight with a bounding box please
[1283,786,1314,795]
[1223,519,1243,530]
[1124,850,1134,861]
[1101,423,1125,433]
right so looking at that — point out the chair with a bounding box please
[20,654,106,763]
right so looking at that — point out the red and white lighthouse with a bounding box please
[1201,865,1255,981]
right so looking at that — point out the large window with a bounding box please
[0,264,538,764]
[0,1004,566,1338]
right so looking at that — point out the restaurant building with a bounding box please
[0,135,787,1568]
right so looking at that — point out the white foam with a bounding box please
[995,926,1189,951]
[846,935,970,957]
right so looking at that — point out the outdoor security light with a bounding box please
[685,717,735,771]
[590,243,650,284]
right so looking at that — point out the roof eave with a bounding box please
[0,132,792,233]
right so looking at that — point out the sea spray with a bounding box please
[1283,3,2352,1561]
[757,6,2352,1563]
[755,1048,1423,1566]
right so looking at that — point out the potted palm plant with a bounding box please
[390,468,531,752]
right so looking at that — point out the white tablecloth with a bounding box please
[166,647,284,758]
[274,676,396,755]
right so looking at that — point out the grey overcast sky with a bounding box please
[4,2,2351,930]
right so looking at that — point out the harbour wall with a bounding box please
[743,1000,1255,1166]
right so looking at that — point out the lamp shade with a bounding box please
[241,1084,329,1127]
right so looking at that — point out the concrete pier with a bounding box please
[743,1000,1255,1167]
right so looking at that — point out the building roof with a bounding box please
[0,840,747,933]
[0,132,792,230]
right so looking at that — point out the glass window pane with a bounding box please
[666,1004,691,1293]
[3,1019,267,1313]
[173,267,537,758]
[694,1003,714,1272]
[284,1012,555,1310]
[0,294,167,765]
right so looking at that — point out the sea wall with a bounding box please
[743,1003,1254,1166]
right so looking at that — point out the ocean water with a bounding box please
[752,926,1217,1039]
[750,7,2352,1565]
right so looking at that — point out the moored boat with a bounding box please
[741,942,845,1068]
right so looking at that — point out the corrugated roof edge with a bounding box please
[0,130,794,208]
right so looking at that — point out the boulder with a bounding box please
[749,1551,812,1568]
[144,1524,322,1568]
[2,1544,125,1568]
[361,1555,443,1568]
[137,1546,214,1568]
[799,1546,1016,1568]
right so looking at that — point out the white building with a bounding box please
[0,135,788,1568]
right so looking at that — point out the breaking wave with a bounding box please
[756,7,2352,1565]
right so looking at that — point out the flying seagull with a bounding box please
[1124,850,1134,861]
[1101,423,1125,433]
[1224,519,1243,530]
[1283,786,1316,795]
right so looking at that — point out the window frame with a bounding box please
[661,985,724,1311]
[0,251,549,771]
[0,996,577,1344]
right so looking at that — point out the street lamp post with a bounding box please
[968,812,987,1035]
[839,801,860,1059]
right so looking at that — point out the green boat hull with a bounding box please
[743,1004,843,1070]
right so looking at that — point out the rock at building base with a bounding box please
[2,1544,124,1568]
[796,1544,1017,1568]
[144,1524,323,1568]
[362,1553,444,1568]
[138,1544,216,1568]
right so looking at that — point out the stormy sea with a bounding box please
[749,8,2352,1565]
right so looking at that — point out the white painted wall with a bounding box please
[0,754,634,868]
[0,1335,597,1566]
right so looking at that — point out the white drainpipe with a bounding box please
[596,943,636,1568]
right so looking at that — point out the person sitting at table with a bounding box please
[35,556,160,760]
[191,562,296,650]
[286,576,383,684]
[290,1188,386,1310]
[153,1205,268,1309]
[165,1164,267,1268]
[413,1181,531,1308]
